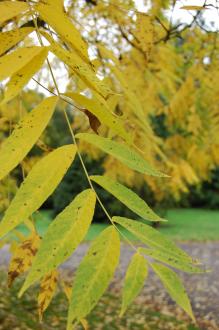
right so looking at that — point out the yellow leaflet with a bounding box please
[0,96,58,180]
[8,232,41,287]
[0,1,29,26]
[120,253,148,316]
[0,27,34,56]
[38,270,58,322]
[65,93,132,144]
[19,189,96,296]
[135,13,154,59]
[0,46,45,82]
[0,145,76,238]
[49,41,112,98]
[151,262,195,322]
[35,2,89,63]
[67,226,120,328]
[1,47,49,105]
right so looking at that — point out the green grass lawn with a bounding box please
[85,208,219,241]
[15,208,219,241]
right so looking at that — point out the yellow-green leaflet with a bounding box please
[1,47,49,105]
[67,226,120,328]
[0,47,45,82]
[0,1,29,26]
[49,41,112,98]
[0,145,76,239]
[35,2,89,64]
[0,96,58,180]
[19,189,96,296]
[0,27,34,56]
[66,93,132,144]
[151,262,195,322]
[76,133,166,177]
[90,175,164,222]
[139,248,205,274]
[113,217,193,263]
[120,253,148,316]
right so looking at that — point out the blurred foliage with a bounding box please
[64,0,219,204]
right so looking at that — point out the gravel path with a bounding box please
[0,241,218,329]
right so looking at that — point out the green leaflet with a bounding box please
[151,262,195,322]
[0,27,34,56]
[65,93,132,144]
[90,175,164,222]
[67,226,120,328]
[0,145,76,239]
[121,253,148,316]
[113,217,193,263]
[1,47,49,105]
[19,189,96,296]
[0,96,58,180]
[139,248,205,273]
[0,1,29,26]
[76,133,167,177]
[0,47,46,82]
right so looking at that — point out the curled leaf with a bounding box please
[38,270,58,322]
[8,232,41,287]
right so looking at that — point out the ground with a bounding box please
[0,208,219,330]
